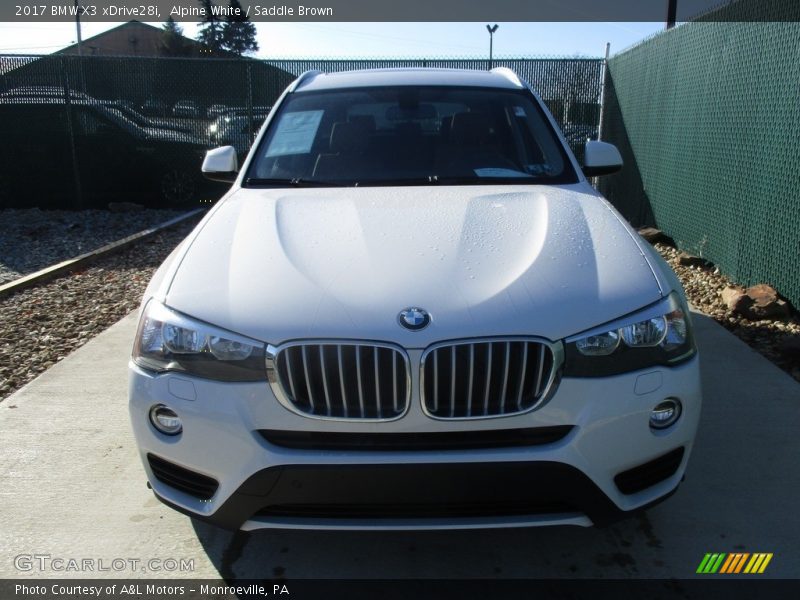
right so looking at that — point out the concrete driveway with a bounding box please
[1,310,798,580]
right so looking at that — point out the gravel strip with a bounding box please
[0,208,185,285]
[653,242,800,384]
[0,216,201,402]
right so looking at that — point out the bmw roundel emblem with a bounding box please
[398,307,431,331]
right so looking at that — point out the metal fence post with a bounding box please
[247,62,254,146]
[61,56,83,209]
[597,42,611,141]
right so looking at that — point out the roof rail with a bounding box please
[489,67,523,88]
[288,70,323,92]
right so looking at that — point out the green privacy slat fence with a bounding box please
[598,15,800,308]
[0,54,602,210]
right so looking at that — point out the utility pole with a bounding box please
[486,24,498,69]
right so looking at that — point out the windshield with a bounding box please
[245,85,577,186]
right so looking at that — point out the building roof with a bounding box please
[57,20,224,58]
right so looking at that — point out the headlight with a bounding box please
[563,292,696,377]
[133,299,267,382]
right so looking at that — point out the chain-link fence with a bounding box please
[0,54,602,209]
[0,55,296,208]
[598,11,800,307]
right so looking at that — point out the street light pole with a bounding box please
[73,0,87,93]
[74,0,83,57]
[666,0,677,29]
[486,24,498,69]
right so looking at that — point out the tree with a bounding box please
[162,16,183,36]
[221,0,259,56]
[196,0,225,55]
[160,17,190,57]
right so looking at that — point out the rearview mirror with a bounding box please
[202,146,238,182]
[582,140,622,177]
[386,103,437,121]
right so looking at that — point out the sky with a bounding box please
[0,21,666,58]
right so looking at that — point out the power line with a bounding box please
[0,44,69,51]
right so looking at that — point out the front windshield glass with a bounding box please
[245,85,577,186]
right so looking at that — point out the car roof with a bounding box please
[293,68,526,93]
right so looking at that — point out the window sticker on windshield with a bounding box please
[513,106,526,117]
[265,110,324,157]
[474,167,534,178]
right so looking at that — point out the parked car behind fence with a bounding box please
[0,95,215,208]
[172,100,202,119]
[207,108,271,156]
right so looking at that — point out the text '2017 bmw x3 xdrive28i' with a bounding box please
[129,68,701,531]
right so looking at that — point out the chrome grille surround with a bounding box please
[420,337,563,420]
[266,340,411,421]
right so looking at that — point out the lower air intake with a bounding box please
[147,453,218,500]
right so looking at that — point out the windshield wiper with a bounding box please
[244,177,343,187]
[347,176,441,186]
[434,175,541,185]
[244,175,543,188]
[244,176,444,187]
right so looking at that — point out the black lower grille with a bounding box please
[153,460,669,530]
[258,501,575,519]
[258,426,574,451]
[147,454,219,500]
[614,447,685,495]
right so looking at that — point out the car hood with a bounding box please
[166,184,662,346]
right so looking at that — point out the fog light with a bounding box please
[650,398,681,429]
[149,404,182,435]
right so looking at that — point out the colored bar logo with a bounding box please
[696,553,773,574]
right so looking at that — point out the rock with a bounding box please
[748,299,791,320]
[721,286,752,313]
[108,202,145,213]
[743,284,791,320]
[638,227,666,244]
[746,284,779,307]
[677,252,708,268]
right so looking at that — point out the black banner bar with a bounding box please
[2,0,800,23]
[3,579,800,600]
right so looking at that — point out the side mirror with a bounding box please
[582,140,622,177]
[202,146,238,182]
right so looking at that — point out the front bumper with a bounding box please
[128,354,701,531]
[150,456,685,531]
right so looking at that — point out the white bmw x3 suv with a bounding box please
[129,68,701,531]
